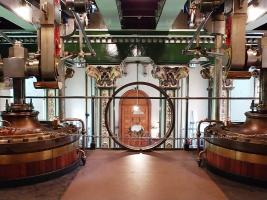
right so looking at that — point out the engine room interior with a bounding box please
[0,0,267,199]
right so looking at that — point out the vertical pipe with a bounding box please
[112,87,115,148]
[176,86,179,148]
[172,89,175,148]
[85,73,89,148]
[260,35,267,112]
[90,96,96,149]
[225,88,231,124]
[258,34,267,113]
[179,78,184,148]
[207,79,212,120]
[59,31,65,120]
[184,76,189,150]
[13,78,25,104]
[58,81,65,120]
[212,34,223,120]
[259,68,267,112]
[45,89,49,120]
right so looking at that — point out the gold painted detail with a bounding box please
[86,65,122,88]
[206,142,267,165]
[0,141,78,165]
[151,65,189,88]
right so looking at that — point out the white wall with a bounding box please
[188,67,209,124]
[231,78,255,122]
[65,68,86,123]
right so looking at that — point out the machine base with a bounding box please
[0,160,80,188]
[206,163,267,187]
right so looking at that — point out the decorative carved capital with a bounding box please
[200,66,214,79]
[86,65,122,88]
[152,66,189,89]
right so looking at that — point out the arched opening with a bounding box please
[119,89,151,147]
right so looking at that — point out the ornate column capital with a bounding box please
[152,66,189,89]
[86,65,122,88]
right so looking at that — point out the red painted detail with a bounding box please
[55,0,60,5]
[54,0,61,57]
[225,16,232,48]
[54,26,61,57]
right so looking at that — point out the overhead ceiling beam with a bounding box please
[0,5,36,31]
[156,0,187,31]
[246,0,267,31]
[246,14,267,31]
[95,0,121,30]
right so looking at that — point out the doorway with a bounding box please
[119,89,151,147]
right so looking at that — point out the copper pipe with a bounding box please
[76,148,86,165]
[60,118,86,150]
[196,119,224,152]
[226,71,252,79]
[197,149,206,167]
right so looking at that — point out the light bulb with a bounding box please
[133,105,139,112]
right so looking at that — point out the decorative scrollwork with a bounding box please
[200,66,214,79]
[86,65,123,88]
[151,66,189,88]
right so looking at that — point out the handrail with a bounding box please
[60,118,86,150]
[0,96,260,100]
[196,119,224,151]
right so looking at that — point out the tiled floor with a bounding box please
[1,150,267,200]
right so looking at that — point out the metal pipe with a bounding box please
[13,78,25,104]
[184,76,189,149]
[60,118,86,150]
[196,119,224,152]
[76,148,86,165]
[183,9,215,53]
[197,149,206,167]
[90,96,96,149]
[259,68,267,112]
[58,86,65,120]
[212,34,223,120]
[71,11,96,55]
[85,73,89,148]
[207,79,212,119]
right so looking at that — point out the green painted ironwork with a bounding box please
[0,30,261,65]
[94,0,121,30]
[156,0,187,31]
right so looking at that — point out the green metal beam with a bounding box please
[156,0,187,31]
[94,0,121,30]
[0,5,36,31]
[63,43,213,65]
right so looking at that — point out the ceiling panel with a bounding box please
[119,0,162,29]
